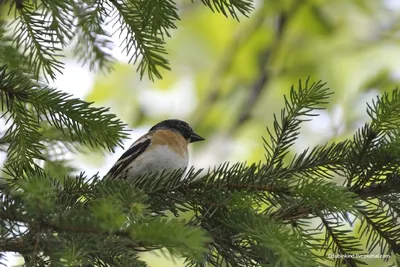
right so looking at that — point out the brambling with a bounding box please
[105,119,204,181]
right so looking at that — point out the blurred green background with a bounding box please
[82,0,400,166]
[7,0,399,266]
[78,1,400,266]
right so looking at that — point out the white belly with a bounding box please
[125,145,188,180]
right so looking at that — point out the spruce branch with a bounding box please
[129,145,358,222]
[28,87,127,152]
[198,0,253,20]
[231,213,316,267]
[11,1,64,81]
[367,88,400,131]
[3,0,255,79]
[346,127,400,191]
[263,78,332,170]
[319,213,364,267]
[138,0,179,37]
[353,172,400,199]
[38,123,94,154]
[109,0,170,80]
[344,88,400,189]
[292,179,358,214]
[379,194,400,221]
[0,210,155,253]
[288,141,350,179]
[3,100,44,173]
[272,172,400,222]
[0,65,30,110]
[40,0,75,46]
[291,220,326,265]
[72,0,115,71]
[3,78,400,266]
[1,174,210,264]
[0,66,127,155]
[0,68,44,172]
[0,20,29,70]
[345,124,382,188]
[357,200,400,256]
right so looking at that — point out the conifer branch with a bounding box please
[357,203,400,255]
[368,88,400,130]
[319,214,363,267]
[2,78,400,265]
[3,100,44,172]
[353,172,400,199]
[12,2,64,81]
[198,0,253,20]
[72,0,115,71]
[291,220,325,264]
[0,211,151,250]
[3,0,255,79]
[139,0,179,37]
[108,0,170,80]
[345,124,382,188]
[263,79,332,169]
[40,0,74,45]
[0,20,28,70]
[288,141,350,179]
[0,66,127,155]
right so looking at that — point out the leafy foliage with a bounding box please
[198,0,254,20]
[2,79,399,266]
[73,0,115,72]
[0,0,399,266]
[0,0,254,80]
[0,65,127,174]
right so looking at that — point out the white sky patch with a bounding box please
[294,109,337,153]
[384,0,400,10]
[49,61,95,99]
[139,76,196,117]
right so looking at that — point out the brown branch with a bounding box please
[273,205,316,221]
[0,211,158,255]
[191,6,266,128]
[186,181,289,193]
[358,208,400,253]
[273,181,400,222]
[0,238,38,254]
[353,183,392,199]
[140,168,399,223]
[229,0,303,134]
[319,214,359,267]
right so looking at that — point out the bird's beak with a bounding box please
[189,132,205,143]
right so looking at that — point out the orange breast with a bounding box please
[149,129,188,159]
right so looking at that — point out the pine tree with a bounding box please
[0,1,399,266]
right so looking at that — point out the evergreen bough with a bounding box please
[0,0,399,266]
[1,75,400,266]
[1,0,253,81]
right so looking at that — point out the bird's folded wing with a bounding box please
[104,135,152,180]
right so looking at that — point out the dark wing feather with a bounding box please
[105,138,151,180]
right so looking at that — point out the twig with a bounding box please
[0,211,158,254]
[274,181,399,221]
[191,6,266,128]
[229,1,302,133]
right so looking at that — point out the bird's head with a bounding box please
[149,119,205,143]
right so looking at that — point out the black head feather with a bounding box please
[149,119,204,143]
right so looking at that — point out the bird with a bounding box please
[104,119,205,181]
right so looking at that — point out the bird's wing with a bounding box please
[104,134,152,180]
